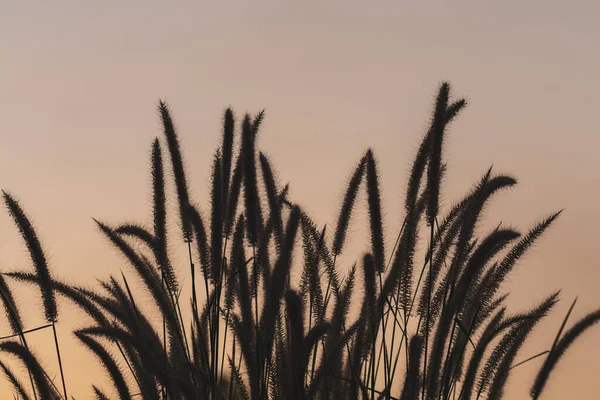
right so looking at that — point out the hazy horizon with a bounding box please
[2,1,600,398]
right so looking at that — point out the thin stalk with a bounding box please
[444,307,481,399]
[372,287,406,398]
[0,323,52,340]
[227,334,236,400]
[380,217,407,393]
[218,237,229,385]
[189,236,214,383]
[373,272,390,396]
[213,247,226,385]
[160,269,167,400]
[113,339,147,399]
[253,245,260,397]
[422,223,434,400]
[306,287,313,387]
[388,309,409,397]
[204,276,213,371]
[212,281,219,383]
[219,306,230,386]
[321,251,340,322]
[52,321,67,400]
[160,268,201,393]
[175,291,193,362]
[312,254,337,390]
[17,335,38,400]
[384,217,443,397]
[365,330,375,394]
[438,318,457,400]
[509,350,549,370]
[370,319,376,400]
[187,241,199,330]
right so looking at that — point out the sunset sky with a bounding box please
[2,1,600,398]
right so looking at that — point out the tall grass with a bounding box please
[1,83,598,400]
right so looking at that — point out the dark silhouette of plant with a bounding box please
[1,83,598,400]
[3,192,66,399]
[531,304,600,399]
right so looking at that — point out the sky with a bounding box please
[2,0,600,398]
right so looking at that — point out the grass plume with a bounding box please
[0,83,597,400]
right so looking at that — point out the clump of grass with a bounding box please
[1,82,598,400]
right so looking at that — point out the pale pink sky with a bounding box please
[2,1,600,398]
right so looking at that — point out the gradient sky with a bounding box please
[2,1,600,398]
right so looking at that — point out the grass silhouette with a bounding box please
[2,82,599,399]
